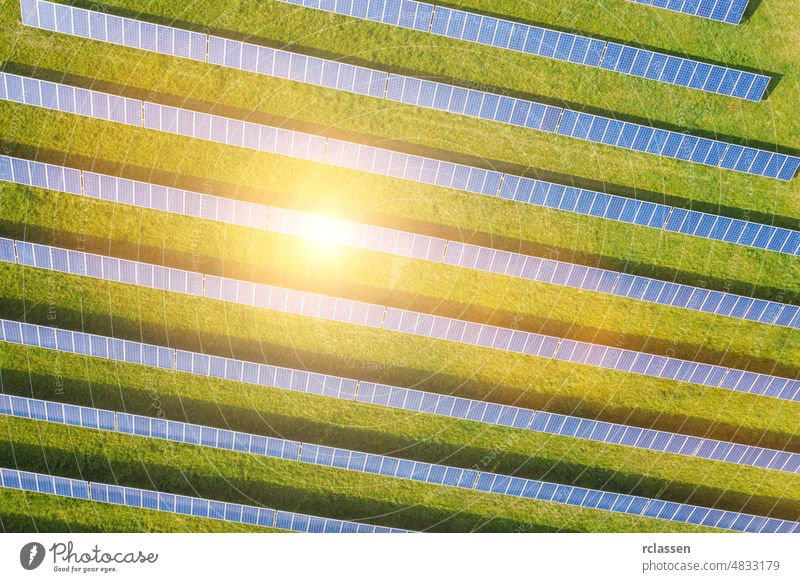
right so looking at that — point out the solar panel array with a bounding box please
[204,274,386,328]
[382,84,796,180]
[210,35,389,99]
[0,465,404,533]
[267,206,448,262]
[627,0,750,25]
[17,2,798,181]
[141,101,327,163]
[277,0,766,99]
[3,312,800,483]
[498,174,800,255]
[3,237,799,403]
[4,81,800,257]
[2,156,799,331]
[9,0,792,537]
[2,394,796,533]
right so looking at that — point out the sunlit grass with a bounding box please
[0,0,799,531]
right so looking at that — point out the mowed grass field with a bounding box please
[0,0,798,532]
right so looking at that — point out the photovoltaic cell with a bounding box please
[0,466,405,532]
[208,35,388,99]
[2,320,799,479]
[2,397,794,533]
[16,4,791,179]
[21,0,206,60]
[12,239,203,297]
[3,228,800,402]
[627,0,751,25]
[277,0,766,99]
[1,71,142,126]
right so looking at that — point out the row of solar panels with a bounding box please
[271,206,800,329]
[3,394,797,533]
[3,237,799,404]
[91,361,800,475]
[9,238,204,296]
[627,0,750,25]
[3,77,799,261]
[276,0,763,97]
[1,316,795,475]
[261,204,800,330]
[207,272,800,404]
[18,2,798,181]
[0,466,406,533]
[2,155,797,331]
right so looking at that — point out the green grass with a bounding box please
[2,1,800,298]
[0,416,717,532]
[2,184,799,376]
[0,489,271,532]
[0,0,799,531]
[2,263,799,447]
[2,343,798,522]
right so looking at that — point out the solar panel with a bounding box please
[20,0,207,60]
[12,239,203,297]
[208,35,388,99]
[277,0,766,99]
[4,160,798,302]
[0,466,406,532]
[384,303,798,401]
[15,4,793,179]
[2,322,799,477]
[3,233,799,402]
[627,0,750,25]
[2,398,795,533]
[1,71,142,126]
[0,238,15,263]
[4,159,800,330]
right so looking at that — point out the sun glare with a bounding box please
[301,214,354,249]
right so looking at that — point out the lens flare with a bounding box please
[300,214,355,249]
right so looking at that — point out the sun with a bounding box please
[300,214,357,249]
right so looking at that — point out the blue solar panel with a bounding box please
[276,0,765,99]
[6,144,799,302]
[375,300,800,402]
[628,0,751,25]
[8,238,203,299]
[0,238,15,264]
[5,315,800,488]
[0,466,405,532]
[16,4,788,179]
[21,0,207,60]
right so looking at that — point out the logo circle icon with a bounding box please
[20,542,46,570]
